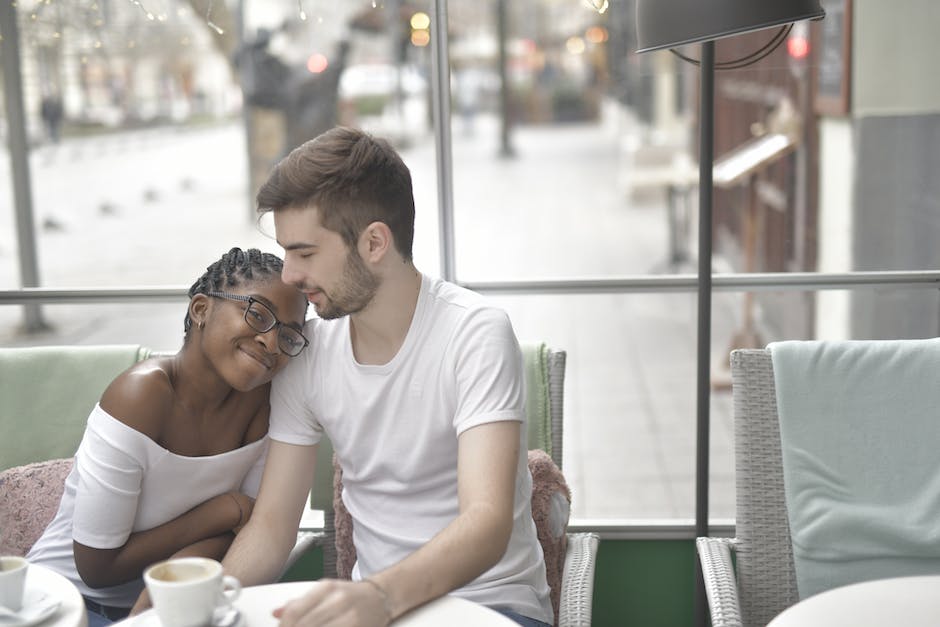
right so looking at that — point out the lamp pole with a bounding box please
[694,39,715,627]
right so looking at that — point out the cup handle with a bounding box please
[221,575,241,604]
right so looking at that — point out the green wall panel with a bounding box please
[280,544,325,582]
[591,539,698,626]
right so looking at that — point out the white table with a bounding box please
[767,575,940,627]
[6,563,87,627]
[123,581,518,627]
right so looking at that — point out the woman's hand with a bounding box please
[130,588,151,616]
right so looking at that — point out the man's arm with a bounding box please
[222,440,318,586]
[276,420,519,627]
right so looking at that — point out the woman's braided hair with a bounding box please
[183,247,285,335]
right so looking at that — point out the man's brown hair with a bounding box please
[256,126,415,260]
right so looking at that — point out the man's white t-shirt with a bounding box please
[269,274,553,624]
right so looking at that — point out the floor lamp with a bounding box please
[632,2,825,625]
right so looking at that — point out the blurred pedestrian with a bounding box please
[456,69,483,136]
[40,93,64,143]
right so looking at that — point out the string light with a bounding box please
[205,0,224,34]
[298,0,307,21]
[127,0,151,18]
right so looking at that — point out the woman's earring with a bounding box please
[199,321,205,329]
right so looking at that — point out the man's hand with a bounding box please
[273,580,392,627]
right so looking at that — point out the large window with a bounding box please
[3,0,938,523]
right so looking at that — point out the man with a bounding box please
[222,126,553,627]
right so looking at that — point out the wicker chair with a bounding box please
[696,349,798,627]
[314,344,599,627]
[696,338,940,627]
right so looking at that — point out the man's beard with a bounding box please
[314,249,380,320]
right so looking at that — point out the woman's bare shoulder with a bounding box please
[98,357,175,441]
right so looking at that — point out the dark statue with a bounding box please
[235,27,351,156]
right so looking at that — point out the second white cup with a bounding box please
[0,556,29,612]
[144,557,240,627]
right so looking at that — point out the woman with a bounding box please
[27,247,308,625]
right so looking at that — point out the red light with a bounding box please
[787,36,809,60]
[306,53,328,74]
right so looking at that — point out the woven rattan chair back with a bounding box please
[731,349,799,626]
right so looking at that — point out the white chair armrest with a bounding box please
[558,532,599,627]
[696,536,743,627]
[282,530,326,578]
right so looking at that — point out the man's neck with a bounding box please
[349,263,422,366]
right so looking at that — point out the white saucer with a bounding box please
[0,590,61,627]
[134,608,244,627]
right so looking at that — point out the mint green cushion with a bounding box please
[770,338,940,598]
[0,345,150,471]
[523,343,551,457]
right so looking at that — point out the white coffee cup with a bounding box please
[0,556,29,612]
[144,557,240,627]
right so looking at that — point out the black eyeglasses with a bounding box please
[206,292,309,357]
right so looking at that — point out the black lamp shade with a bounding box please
[635,0,825,53]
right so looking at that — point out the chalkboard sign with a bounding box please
[815,0,852,115]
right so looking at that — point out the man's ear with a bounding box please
[360,221,393,262]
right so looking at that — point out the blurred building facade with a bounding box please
[11,0,239,140]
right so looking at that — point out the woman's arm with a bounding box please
[74,490,252,588]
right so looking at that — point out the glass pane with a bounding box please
[1,0,442,330]
[444,1,940,281]
[449,1,645,280]
[492,292,701,519]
